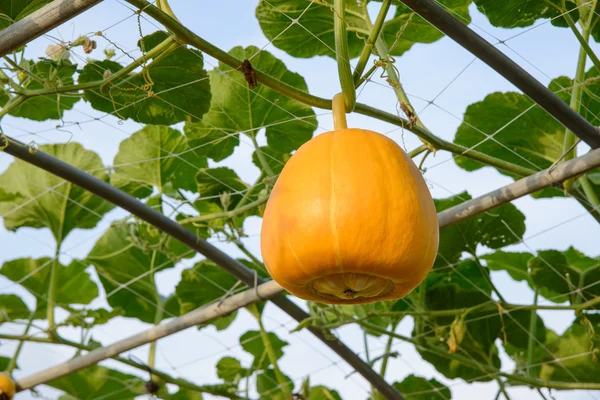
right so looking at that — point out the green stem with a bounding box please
[47,246,61,337]
[379,319,399,378]
[497,379,511,400]
[0,334,243,399]
[99,36,177,94]
[156,0,179,20]
[22,80,109,97]
[564,11,600,71]
[251,134,275,178]
[355,63,379,88]
[257,317,291,398]
[562,13,591,193]
[578,175,600,208]
[148,251,163,378]
[353,0,391,86]
[6,310,35,373]
[234,173,266,211]
[416,280,427,345]
[334,0,356,111]
[526,289,539,377]
[360,321,600,390]
[408,144,429,158]
[179,196,268,225]
[0,96,25,119]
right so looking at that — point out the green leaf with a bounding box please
[79,31,211,125]
[48,365,145,400]
[419,260,500,381]
[509,316,600,384]
[256,368,294,400]
[0,142,114,243]
[185,46,317,156]
[434,192,526,267]
[111,125,207,198]
[195,167,249,208]
[256,0,470,59]
[86,224,188,323]
[175,260,239,314]
[0,258,98,311]
[252,146,291,176]
[10,60,79,120]
[482,251,534,284]
[62,307,124,328]
[473,0,579,28]
[0,0,53,29]
[392,374,451,400]
[0,294,31,323]
[307,385,342,400]
[0,356,11,371]
[454,91,564,181]
[216,357,249,383]
[240,330,288,369]
[529,248,600,305]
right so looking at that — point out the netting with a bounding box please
[1,0,600,399]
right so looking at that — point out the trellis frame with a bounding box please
[1,0,600,399]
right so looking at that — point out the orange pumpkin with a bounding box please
[260,94,439,304]
[0,373,16,400]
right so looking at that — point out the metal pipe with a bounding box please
[398,0,600,149]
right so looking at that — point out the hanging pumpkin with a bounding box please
[0,373,16,400]
[260,93,439,304]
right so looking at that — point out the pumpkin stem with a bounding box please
[332,92,348,130]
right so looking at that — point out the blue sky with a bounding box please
[1,1,600,399]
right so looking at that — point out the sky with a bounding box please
[1,0,600,399]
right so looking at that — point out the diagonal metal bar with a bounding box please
[0,136,405,400]
[398,0,600,149]
[0,0,104,57]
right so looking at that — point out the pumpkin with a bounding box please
[260,93,439,304]
[0,373,16,400]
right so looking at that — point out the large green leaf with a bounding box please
[529,248,600,305]
[240,330,288,369]
[48,365,145,400]
[171,389,204,400]
[0,1,53,29]
[111,125,207,198]
[0,356,11,371]
[482,251,534,284]
[0,142,114,243]
[9,60,79,120]
[0,258,98,311]
[79,31,211,125]
[434,192,526,267]
[86,223,190,323]
[392,374,451,400]
[255,0,470,59]
[453,91,563,178]
[0,294,31,323]
[418,259,547,381]
[175,260,239,314]
[184,46,317,157]
[507,315,600,384]
[473,0,579,28]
